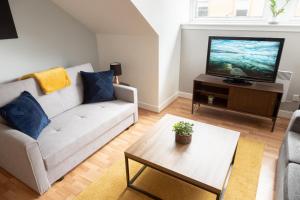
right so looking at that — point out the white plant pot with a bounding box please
[269,16,279,25]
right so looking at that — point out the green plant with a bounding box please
[172,121,194,136]
[269,0,291,17]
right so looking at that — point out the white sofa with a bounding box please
[0,63,138,194]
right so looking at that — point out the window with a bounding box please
[191,0,300,24]
[235,0,248,16]
[192,0,265,18]
[295,0,300,17]
[195,0,208,17]
[236,10,248,16]
[197,7,209,17]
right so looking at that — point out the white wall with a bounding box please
[51,0,191,112]
[51,0,162,110]
[131,0,190,110]
[180,27,300,101]
[97,34,159,108]
[0,0,98,83]
[51,0,154,35]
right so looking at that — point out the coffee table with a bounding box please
[124,114,240,200]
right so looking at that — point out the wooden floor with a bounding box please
[0,98,289,200]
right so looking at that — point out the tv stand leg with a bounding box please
[271,118,277,132]
[192,103,194,114]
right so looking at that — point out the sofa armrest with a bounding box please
[0,123,50,194]
[114,84,137,104]
[287,110,300,133]
[114,84,138,122]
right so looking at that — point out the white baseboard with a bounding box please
[138,92,179,113]
[178,91,293,119]
[278,110,293,118]
[178,91,192,99]
[158,91,179,112]
[138,102,159,113]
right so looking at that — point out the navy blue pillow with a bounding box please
[0,91,50,139]
[80,70,115,103]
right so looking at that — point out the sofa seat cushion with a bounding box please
[286,132,300,164]
[38,100,135,170]
[285,163,300,200]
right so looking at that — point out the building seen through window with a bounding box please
[194,0,265,18]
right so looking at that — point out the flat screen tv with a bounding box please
[206,36,284,84]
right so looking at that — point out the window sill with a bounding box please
[181,22,300,32]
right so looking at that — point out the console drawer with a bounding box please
[228,87,277,117]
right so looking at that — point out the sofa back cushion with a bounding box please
[0,63,94,120]
[37,63,94,118]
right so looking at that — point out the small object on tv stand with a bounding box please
[110,62,122,84]
[208,95,214,104]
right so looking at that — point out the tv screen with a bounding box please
[0,0,18,40]
[206,36,284,83]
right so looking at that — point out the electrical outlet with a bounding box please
[293,94,300,101]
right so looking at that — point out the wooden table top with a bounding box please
[125,114,240,194]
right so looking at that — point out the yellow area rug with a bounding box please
[76,138,264,200]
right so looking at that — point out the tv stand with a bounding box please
[192,74,283,131]
[223,78,252,86]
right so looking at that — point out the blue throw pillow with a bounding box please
[80,70,116,103]
[0,91,50,139]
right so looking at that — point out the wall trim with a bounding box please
[178,91,292,119]
[138,92,179,113]
[181,23,300,33]
[278,110,293,119]
[178,91,193,99]
[158,91,179,112]
[138,102,159,113]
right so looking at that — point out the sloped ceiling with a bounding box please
[51,0,156,35]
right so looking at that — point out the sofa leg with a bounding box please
[57,176,64,182]
[126,123,135,131]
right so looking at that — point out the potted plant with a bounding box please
[208,95,214,104]
[173,121,194,144]
[269,0,291,24]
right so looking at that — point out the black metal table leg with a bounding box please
[125,156,162,200]
[125,156,130,186]
[192,103,194,114]
[231,144,238,165]
[216,193,221,200]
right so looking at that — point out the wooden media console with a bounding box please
[192,74,284,131]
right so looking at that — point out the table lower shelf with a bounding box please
[124,156,224,200]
